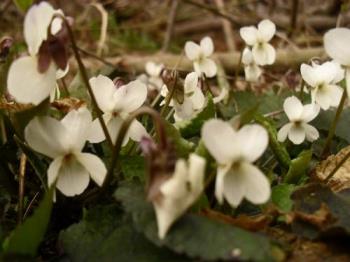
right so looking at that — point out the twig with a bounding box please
[23,191,40,220]
[324,150,350,183]
[18,153,27,224]
[76,46,116,68]
[162,0,179,52]
[214,0,236,51]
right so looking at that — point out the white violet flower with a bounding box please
[324,28,350,96]
[241,47,262,82]
[277,96,320,145]
[300,61,344,110]
[25,107,107,196]
[201,119,271,207]
[240,19,276,66]
[7,2,67,105]
[152,153,206,239]
[87,75,148,145]
[185,36,217,78]
[144,61,165,91]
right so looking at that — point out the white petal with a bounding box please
[257,19,276,42]
[24,2,56,56]
[189,87,205,110]
[86,117,106,144]
[161,159,187,197]
[201,119,238,164]
[128,119,148,142]
[200,36,214,57]
[313,62,338,85]
[61,107,92,151]
[197,58,217,78]
[50,15,63,35]
[25,116,67,158]
[215,165,231,204]
[55,156,90,197]
[288,125,306,145]
[173,98,195,121]
[331,61,345,84]
[241,47,254,65]
[184,72,199,94]
[145,61,163,77]
[346,69,350,98]
[252,43,276,65]
[114,80,147,113]
[244,64,262,82]
[327,85,343,107]
[277,123,292,142]
[240,162,271,204]
[315,88,332,110]
[76,153,107,186]
[47,156,63,188]
[303,124,319,142]
[324,28,350,66]
[90,75,116,113]
[184,41,201,60]
[223,167,245,207]
[240,26,258,46]
[300,63,317,87]
[56,63,69,79]
[7,56,56,105]
[301,103,320,122]
[108,116,130,145]
[283,96,303,121]
[188,154,206,194]
[237,124,268,163]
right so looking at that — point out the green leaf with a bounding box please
[164,121,194,158]
[176,95,215,138]
[284,150,312,184]
[60,205,186,262]
[115,181,281,261]
[13,0,33,12]
[120,155,145,182]
[271,184,295,212]
[2,188,53,257]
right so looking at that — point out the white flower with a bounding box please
[185,36,217,78]
[25,107,107,196]
[143,61,165,91]
[300,61,344,110]
[241,47,262,82]
[173,72,205,122]
[240,19,276,66]
[153,153,206,239]
[201,119,270,207]
[7,2,66,105]
[277,96,320,145]
[87,75,148,145]
[324,28,350,96]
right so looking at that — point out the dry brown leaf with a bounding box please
[51,97,86,113]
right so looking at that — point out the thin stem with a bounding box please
[234,49,243,87]
[59,15,113,148]
[18,153,27,225]
[60,78,70,97]
[160,75,177,117]
[324,149,350,183]
[76,46,116,68]
[23,191,39,220]
[321,89,347,158]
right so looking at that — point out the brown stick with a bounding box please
[18,153,27,224]
[162,0,179,52]
[214,0,236,51]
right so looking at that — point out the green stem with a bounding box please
[59,15,113,148]
[321,89,347,158]
[324,149,350,183]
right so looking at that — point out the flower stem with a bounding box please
[18,153,27,225]
[321,88,347,158]
[324,149,350,183]
[160,74,178,117]
[59,15,113,148]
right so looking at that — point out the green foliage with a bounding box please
[2,188,53,257]
[120,155,146,182]
[164,121,194,158]
[271,184,295,212]
[176,95,215,138]
[284,150,312,184]
[115,181,281,261]
[12,0,33,12]
[60,205,186,262]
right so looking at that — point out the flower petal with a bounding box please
[188,154,206,194]
[201,119,238,164]
[173,98,195,121]
[184,72,199,94]
[90,75,116,113]
[114,80,147,113]
[241,162,271,205]
[324,28,350,66]
[76,152,107,186]
[86,117,106,144]
[197,58,217,78]
[244,64,262,82]
[200,36,214,57]
[223,167,245,207]
[7,56,56,105]
[288,125,306,145]
[257,19,276,42]
[215,164,231,204]
[300,63,317,87]
[303,123,319,142]
[55,156,90,197]
[283,96,303,121]
[237,124,268,163]
[128,119,148,142]
[145,61,163,77]
[277,123,292,142]
[241,47,254,65]
[184,41,201,60]
[47,156,63,188]
[315,88,332,110]
[25,116,67,158]
[252,43,276,65]
[240,26,258,46]
[189,87,205,110]
[301,103,320,122]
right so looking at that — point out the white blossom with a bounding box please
[300,61,343,110]
[241,47,262,82]
[201,119,270,207]
[277,96,320,145]
[7,2,66,105]
[153,154,206,239]
[142,61,165,91]
[185,36,217,78]
[240,19,276,66]
[87,75,148,145]
[25,107,107,196]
